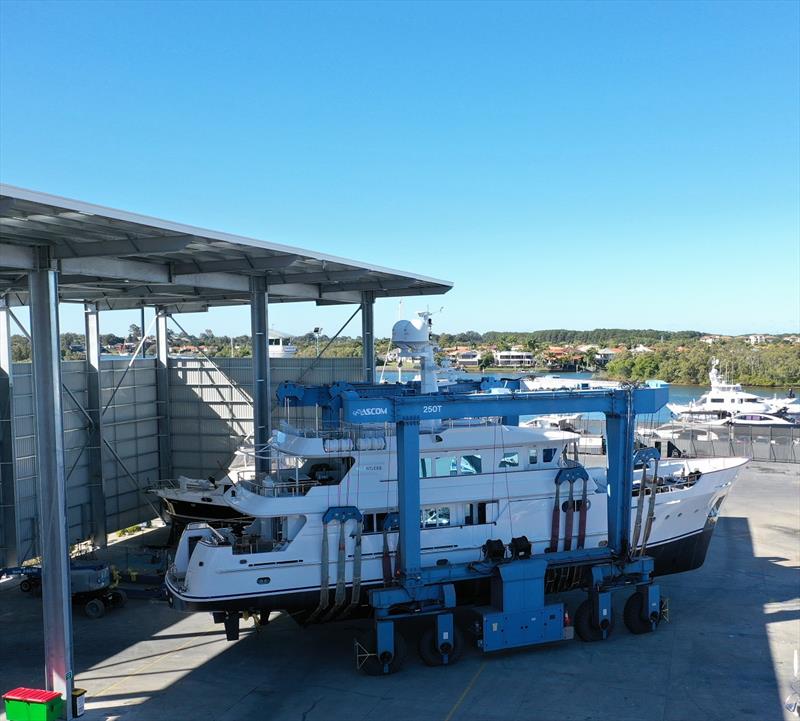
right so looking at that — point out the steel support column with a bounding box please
[361,291,375,383]
[29,261,74,714]
[396,419,421,577]
[155,307,172,480]
[250,277,270,475]
[84,303,107,547]
[605,408,634,556]
[0,297,19,566]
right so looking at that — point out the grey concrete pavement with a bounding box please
[1,461,797,721]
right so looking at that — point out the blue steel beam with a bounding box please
[396,420,421,578]
[342,386,667,424]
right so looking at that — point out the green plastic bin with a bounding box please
[2,687,64,721]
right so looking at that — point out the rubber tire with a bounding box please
[418,625,465,666]
[356,629,407,676]
[19,578,33,593]
[623,591,658,635]
[109,589,128,608]
[84,598,106,619]
[574,599,614,642]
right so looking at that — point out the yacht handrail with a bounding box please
[235,473,322,498]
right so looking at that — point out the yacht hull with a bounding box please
[165,515,723,616]
[159,497,253,526]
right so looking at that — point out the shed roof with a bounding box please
[0,185,452,313]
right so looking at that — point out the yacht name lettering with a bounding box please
[353,407,389,417]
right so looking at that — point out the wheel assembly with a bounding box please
[355,629,407,675]
[574,599,614,642]
[418,625,464,666]
[623,590,659,635]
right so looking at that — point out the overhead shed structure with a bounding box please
[0,184,451,714]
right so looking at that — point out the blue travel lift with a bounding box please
[281,380,669,673]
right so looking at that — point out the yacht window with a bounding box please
[420,458,434,478]
[543,448,557,463]
[529,448,538,465]
[710,398,724,403]
[465,502,489,525]
[421,507,450,528]
[362,511,396,534]
[500,452,519,468]
[461,454,482,474]
[362,514,376,533]
[434,456,458,477]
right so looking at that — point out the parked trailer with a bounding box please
[1,563,127,618]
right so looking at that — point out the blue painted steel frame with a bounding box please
[342,386,667,578]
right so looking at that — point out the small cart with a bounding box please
[1,562,127,618]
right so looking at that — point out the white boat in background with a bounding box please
[667,359,795,419]
[269,329,297,358]
[149,446,263,526]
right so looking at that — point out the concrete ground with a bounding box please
[1,461,797,721]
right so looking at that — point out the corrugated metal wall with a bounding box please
[5,355,362,561]
[11,358,161,560]
[100,359,160,532]
[169,356,363,479]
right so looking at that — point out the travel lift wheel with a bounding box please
[623,590,663,635]
[418,625,465,666]
[574,599,614,642]
[355,629,407,676]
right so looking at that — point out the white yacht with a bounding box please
[268,329,297,359]
[667,359,790,418]
[165,420,746,619]
[165,317,748,622]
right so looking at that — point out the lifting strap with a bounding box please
[340,518,363,619]
[381,528,392,584]
[631,464,648,554]
[381,512,400,583]
[548,466,590,554]
[307,506,363,624]
[547,478,562,553]
[563,479,576,551]
[322,520,349,621]
[305,521,331,624]
[630,448,661,558]
[640,459,660,555]
[576,475,589,549]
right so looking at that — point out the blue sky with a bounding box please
[1,1,798,338]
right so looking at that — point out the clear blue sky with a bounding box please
[1,0,798,338]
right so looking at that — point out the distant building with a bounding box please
[493,350,535,367]
[631,344,653,354]
[454,350,481,367]
[595,347,623,364]
[747,334,767,345]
